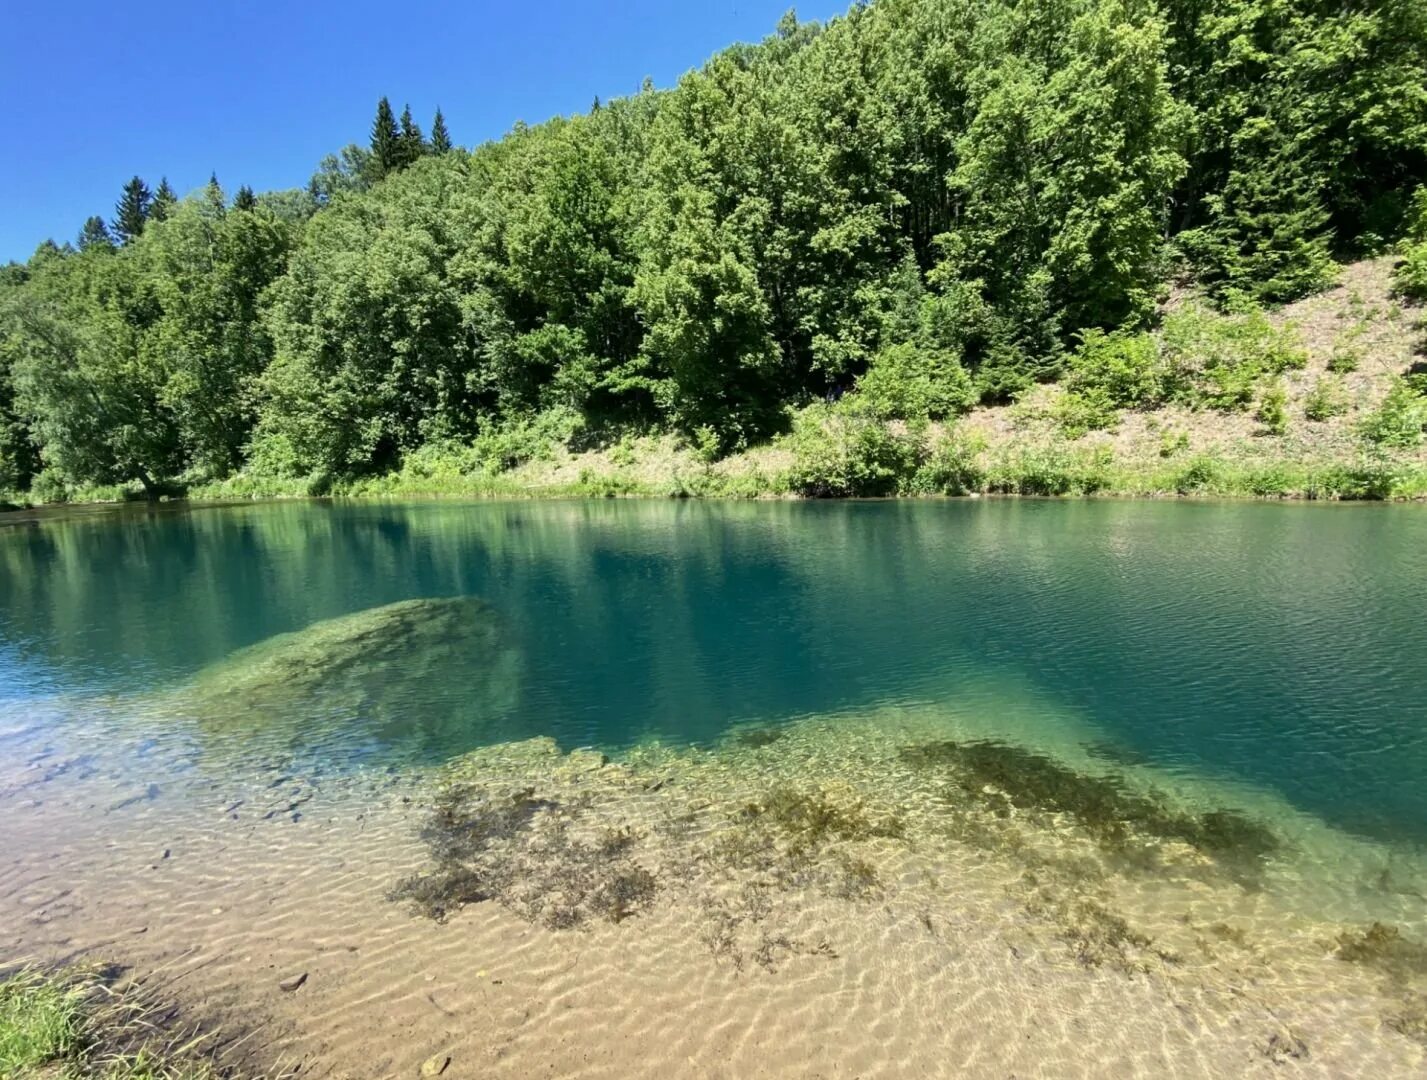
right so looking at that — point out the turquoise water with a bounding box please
[2,498,1426,846]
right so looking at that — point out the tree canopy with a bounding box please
[2,0,1423,495]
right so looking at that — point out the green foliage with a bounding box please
[1067,329,1164,409]
[1327,345,1361,374]
[1360,380,1427,448]
[849,342,976,421]
[369,96,402,179]
[1256,381,1288,435]
[150,178,177,223]
[1159,305,1306,411]
[913,431,988,495]
[1395,243,1427,302]
[3,0,1422,497]
[1304,376,1348,421]
[111,176,151,245]
[430,108,453,154]
[77,216,114,252]
[783,406,926,497]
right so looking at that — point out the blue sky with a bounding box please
[1,1,847,263]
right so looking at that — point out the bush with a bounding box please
[1066,329,1164,408]
[783,407,926,497]
[1326,346,1361,374]
[1160,306,1308,411]
[1304,376,1348,421]
[469,407,584,473]
[913,431,987,495]
[28,468,69,505]
[1052,388,1121,438]
[1359,381,1427,448]
[849,343,977,421]
[1394,242,1427,303]
[1256,382,1288,435]
[1174,454,1225,494]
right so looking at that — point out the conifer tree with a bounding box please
[204,172,226,212]
[77,216,114,252]
[370,97,401,178]
[234,185,258,211]
[399,104,426,166]
[429,108,452,154]
[112,176,152,244]
[150,178,177,222]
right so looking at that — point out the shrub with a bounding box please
[1052,388,1121,438]
[469,407,584,473]
[1175,454,1225,494]
[913,431,987,495]
[1066,329,1163,408]
[1394,243,1427,303]
[1359,381,1427,448]
[1326,347,1361,374]
[1256,382,1288,435]
[1160,306,1308,411]
[1157,428,1190,457]
[849,343,977,421]
[1304,376,1348,421]
[28,468,68,504]
[783,407,926,497]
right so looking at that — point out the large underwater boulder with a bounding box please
[175,597,521,760]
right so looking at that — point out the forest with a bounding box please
[1,0,1425,502]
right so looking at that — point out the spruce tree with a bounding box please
[112,176,152,244]
[399,104,426,166]
[78,215,115,252]
[370,97,401,178]
[150,177,177,222]
[234,185,258,211]
[429,108,452,154]
[204,172,226,212]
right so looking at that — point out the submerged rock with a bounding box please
[169,597,521,759]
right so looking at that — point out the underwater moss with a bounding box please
[732,726,786,749]
[899,739,1279,879]
[1334,922,1427,983]
[740,785,905,845]
[391,783,658,929]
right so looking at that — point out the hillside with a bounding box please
[176,257,1426,504]
[2,0,1426,505]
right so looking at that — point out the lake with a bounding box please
[2,498,1426,1076]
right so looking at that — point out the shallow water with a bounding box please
[2,498,1427,1076]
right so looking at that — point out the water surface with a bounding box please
[2,497,1425,846]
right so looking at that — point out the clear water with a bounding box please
[2,498,1426,848]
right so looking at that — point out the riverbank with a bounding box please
[0,963,249,1079]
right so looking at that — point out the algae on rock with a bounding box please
[171,597,521,759]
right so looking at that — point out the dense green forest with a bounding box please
[2,0,1425,501]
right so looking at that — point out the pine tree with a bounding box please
[112,176,152,244]
[150,177,177,222]
[204,172,226,212]
[399,104,426,166]
[430,108,452,154]
[77,215,114,252]
[234,185,258,211]
[370,97,401,178]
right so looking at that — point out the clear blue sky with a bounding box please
[1,1,847,263]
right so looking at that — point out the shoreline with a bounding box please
[5,705,1427,1077]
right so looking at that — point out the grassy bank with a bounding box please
[0,965,248,1079]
